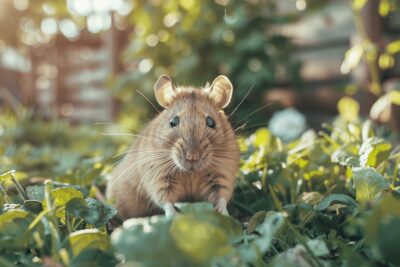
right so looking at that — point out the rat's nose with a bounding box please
[186,150,200,161]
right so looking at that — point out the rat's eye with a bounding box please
[170,116,180,127]
[206,116,216,128]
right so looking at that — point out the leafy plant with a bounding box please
[0,98,400,266]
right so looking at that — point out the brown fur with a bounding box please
[106,79,240,219]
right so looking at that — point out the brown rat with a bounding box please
[106,75,240,219]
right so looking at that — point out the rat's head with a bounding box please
[154,75,237,172]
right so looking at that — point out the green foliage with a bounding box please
[112,210,243,267]
[363,192,400,265]
[66,198,117,228]
[352,167,390,206]
[114,0,302,125]
[0,105,400,266]
[0,111,121,180]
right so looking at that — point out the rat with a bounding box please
[106,75,240,219]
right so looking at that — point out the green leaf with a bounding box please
[0,170,15,181]
[253,128,271,147]
[315,194,358,213]
[85,198,117,227]
[352,167,390,205]
[52,181,89,197]
[379,0,391,16]
[0,210,43,250]
[337,97,360,122]
[175,202,214,213]
[112,216,181,267]
[112,210,241,267]
[379,53,395,69]
[370,94,391,122]
[388,90,400,105]
[66,198,117,227]
[66,198,97,222]
[331,143,360,167]
[51,187,84,206]
[377,216,400,265]
[365,193,400,242]
[64,229,111,257]
[352,0,368,10]
[170,212,239,265]
[387,40,400,54]
[70,248,118,267]
[359,137,392,168]
[43,187,83,219]
[364,193,400,265]
[22,200,43,213]
[341,46,364,75]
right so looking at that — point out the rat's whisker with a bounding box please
[210,153,238,161]
[138,158,175,192]
[113,153,171,169]
[231,102,275,128]
[229,83,255,118]
[234,121,249,132]
[138,158,171,185]
[110,155,170,187]
[128,157,172,191]
[102,133,174,146]
[198,125,213,145]
[136,90,160,113]
[234,123,269,135]
[102,133,137,136]
[112,149,171,158]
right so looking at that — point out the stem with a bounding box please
[268,185,283,211]
[73,218,86,230]
[273,237,290,249]
[378,159,388,176]
[0,183,11,204]
[287,223,324,267]
[44,180,54,212]
[65,213,72,234]
[10,172,28,201]
[270,244,279,255]
[44,180,61,260]
[392,156,400,187]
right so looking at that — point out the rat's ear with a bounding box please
[154,75,176,108]
[208,75,233,109]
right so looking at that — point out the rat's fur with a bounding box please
[106,76,240,219]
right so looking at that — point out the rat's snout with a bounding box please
[173,142,206,171]
[185,149,201,161]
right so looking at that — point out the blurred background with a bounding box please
[1,0,400,134]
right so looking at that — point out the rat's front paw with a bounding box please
[215,198,229,216]
[163,202,177,219]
